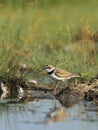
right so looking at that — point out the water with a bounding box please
[0,96,98,130]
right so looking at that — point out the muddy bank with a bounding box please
[25,78,98,102]
[0,77,98,106]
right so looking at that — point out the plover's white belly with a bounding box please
[50,73,64,81]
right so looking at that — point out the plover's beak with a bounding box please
[42,65,47,70]
[44,65,48,70]
[40,65,45,70]
[44,66,46,69]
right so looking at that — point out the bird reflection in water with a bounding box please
[45,98,69,124]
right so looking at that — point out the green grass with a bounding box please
[0,0,98,82]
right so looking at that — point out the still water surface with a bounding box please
[0,97,98,130]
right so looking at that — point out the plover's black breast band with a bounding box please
[48,69,54,74]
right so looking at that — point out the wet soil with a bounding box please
[0,78,98,107]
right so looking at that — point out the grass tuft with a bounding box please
[0,0,98,83]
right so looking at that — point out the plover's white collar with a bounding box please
[45,67,55,73]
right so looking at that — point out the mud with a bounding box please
[0,78,98,107]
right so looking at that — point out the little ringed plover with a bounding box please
[44,65,81,95]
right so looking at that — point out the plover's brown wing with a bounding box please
[54,68,73,78]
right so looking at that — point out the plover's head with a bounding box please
[44,65,55,73]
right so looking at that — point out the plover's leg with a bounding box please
[66,80,70,87]
[53,96,57,109]
[75,78,78,85]
[63,80,67,87]
[63,80,70,87]
[54,81,58,95]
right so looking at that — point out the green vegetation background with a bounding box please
[0,0,98,82]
